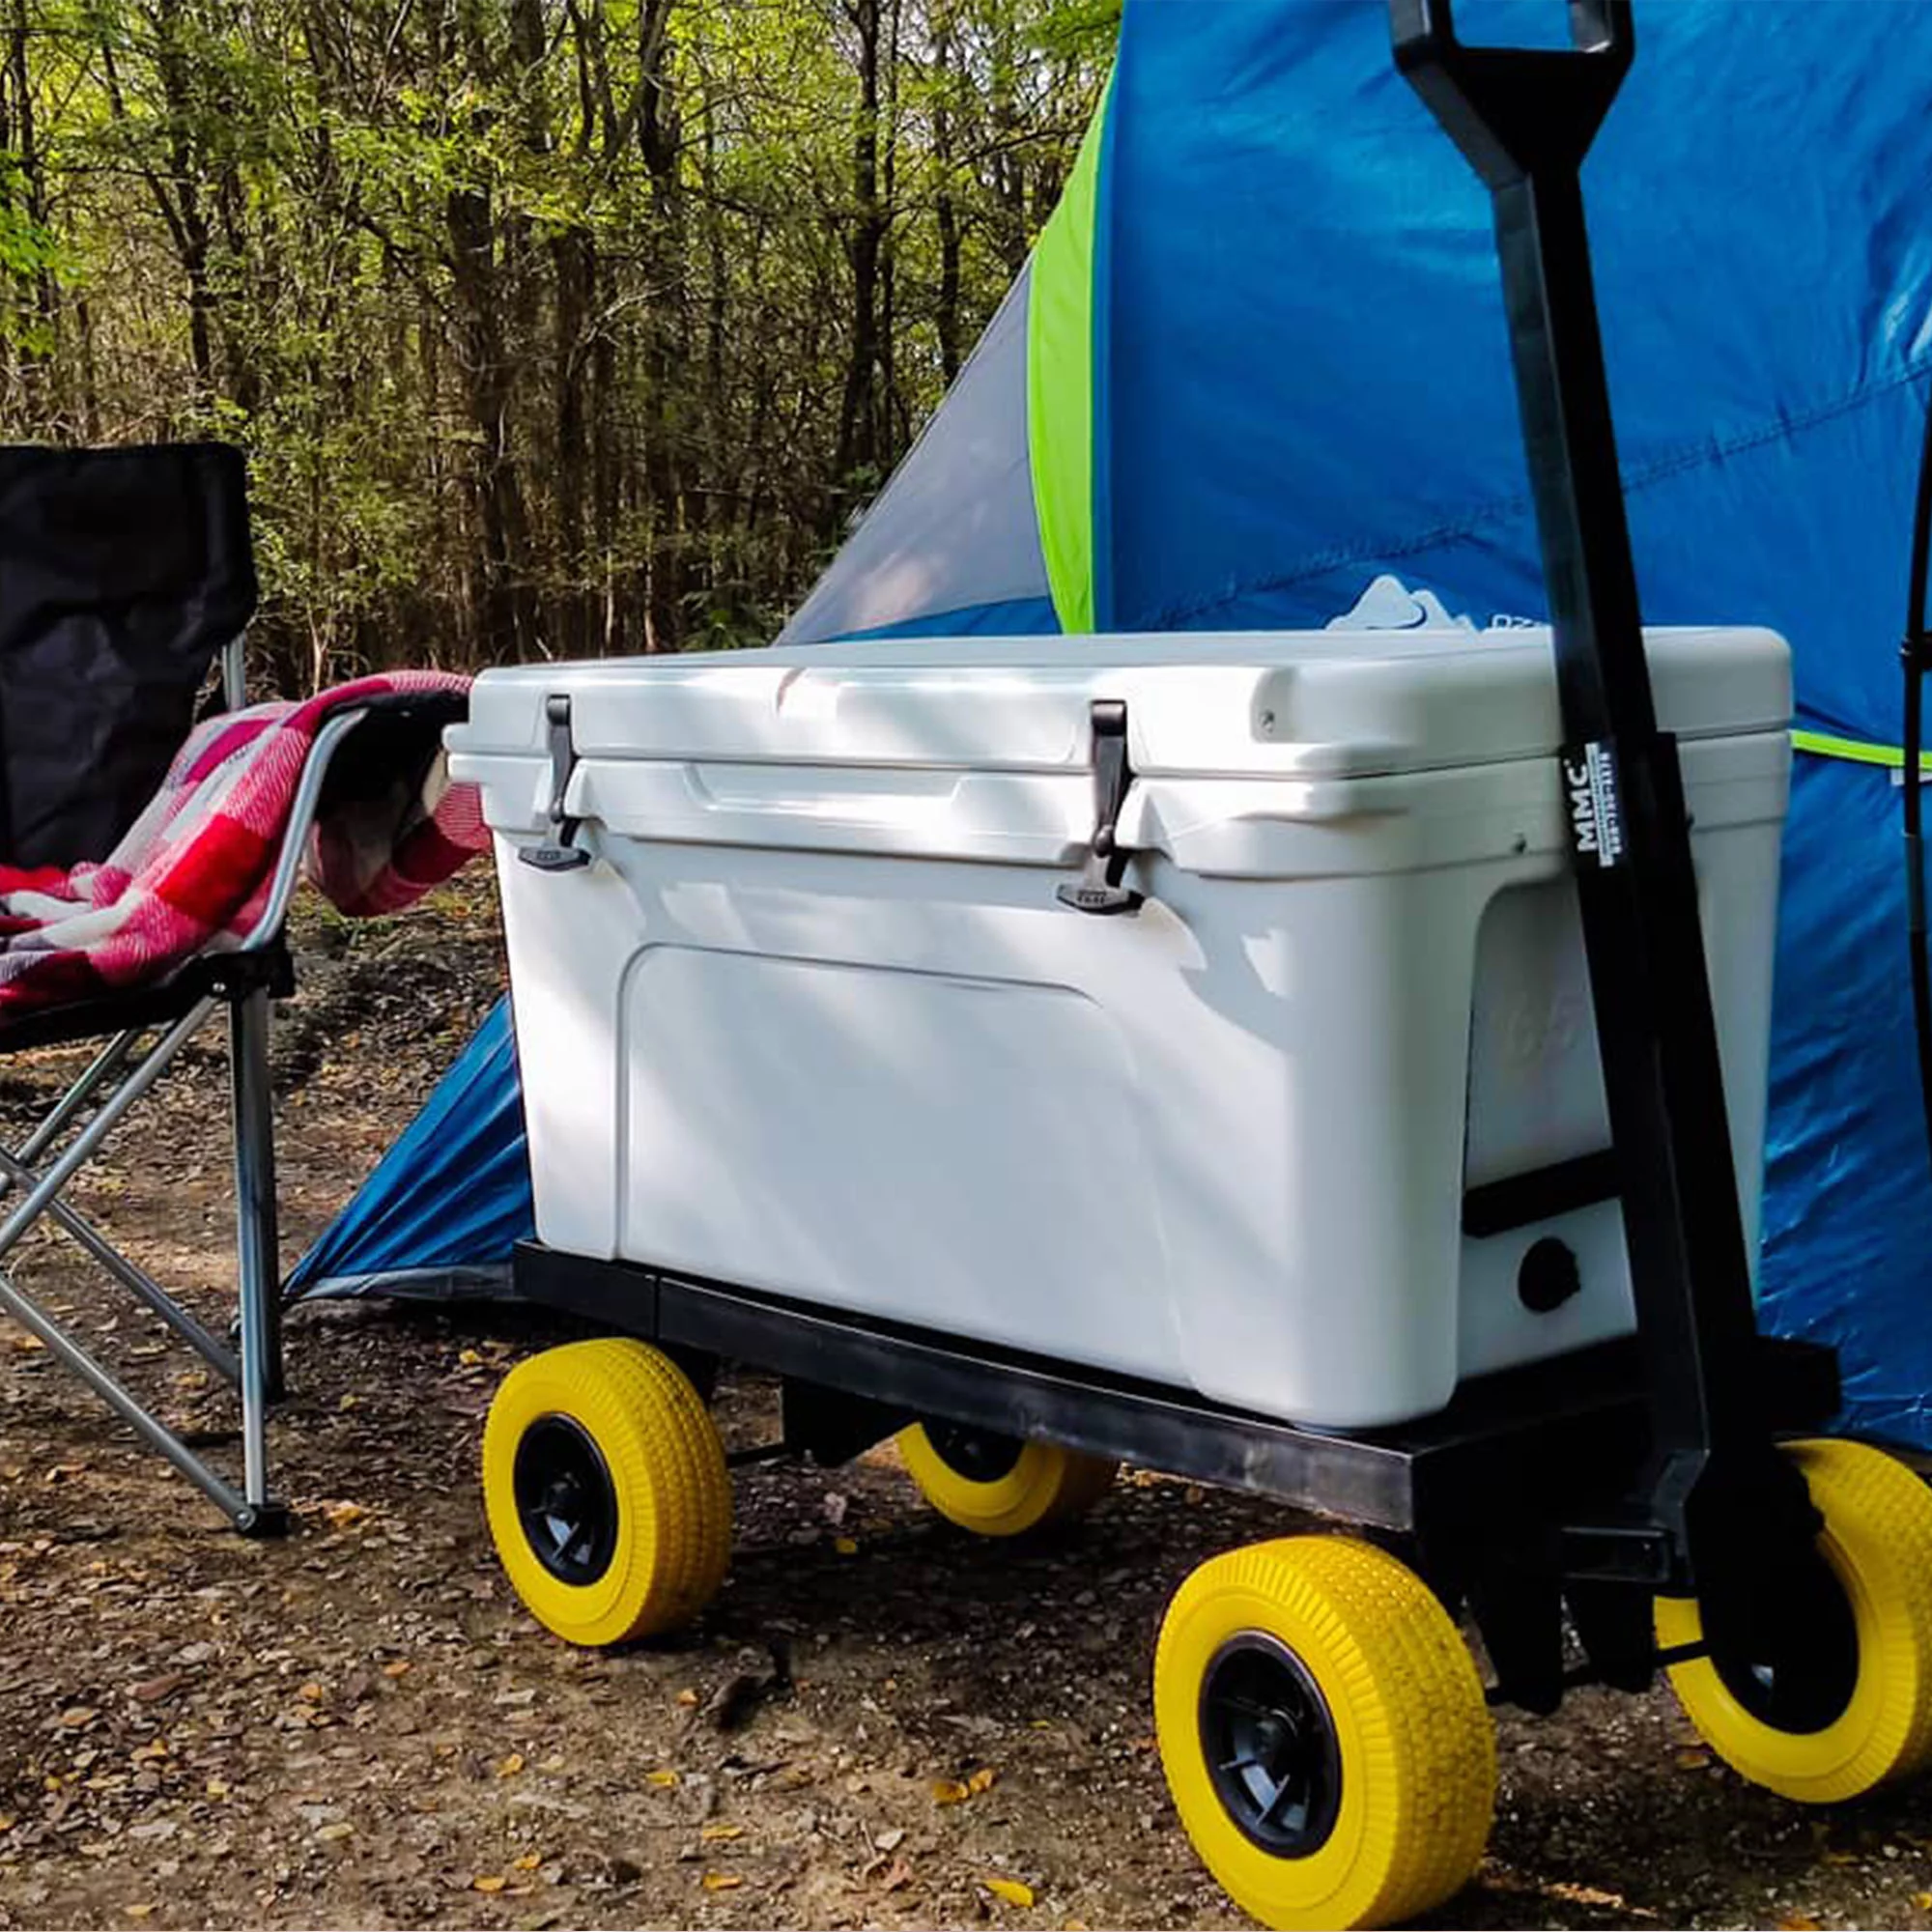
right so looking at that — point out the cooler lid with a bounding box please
[451,627,1791,781]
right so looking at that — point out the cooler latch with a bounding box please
[519,694,592,873]
[1057,699,1145,917]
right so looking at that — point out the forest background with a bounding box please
[0,0,1116,692]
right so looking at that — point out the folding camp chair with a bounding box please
[0,443,365,1534]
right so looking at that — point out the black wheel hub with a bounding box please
[1199,1633,1343,1858]
[1705,1546,1860,1736]
[513,1414,618,1586]
[925,1421,1024,1485]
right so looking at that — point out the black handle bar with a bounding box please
[1391,0,1633,186]
[1387,0,1826,1597]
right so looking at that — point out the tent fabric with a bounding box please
[284,994,532,1302]
[1029,76,1110,633]
[293,0,1932,1452]
[778,267,1048,646]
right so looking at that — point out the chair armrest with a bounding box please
[220,632,248,713]
[238,706,369,953]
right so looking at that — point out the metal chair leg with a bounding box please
[0,1006,213,1268]
[0,707,367,1535]
[0,998,285,1533]
[0,1146,241,1382]
[230,988,284,1515]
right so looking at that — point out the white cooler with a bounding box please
[447,628,1791,1431]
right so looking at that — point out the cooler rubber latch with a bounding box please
[518,694,592,872]
[1057,699,1145,917]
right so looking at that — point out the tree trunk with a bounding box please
[833,0,885,501]
[989,14,1028,278]
[152,0,218,402]
[4,0,53,422]
[637,0,682,653]
[446,183,537,659]
[932,6,963,385]
[553,224,595,659]
[878,0,902,462]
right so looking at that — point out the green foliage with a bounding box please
[0,0,1116,686]
[0,151,62,352]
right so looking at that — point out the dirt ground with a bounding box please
[2,886,1932,1932]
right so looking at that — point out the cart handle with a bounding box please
[1390,0,1634,187]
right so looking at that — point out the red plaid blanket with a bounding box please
[0,671,488,1025]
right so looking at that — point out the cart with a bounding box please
[467,6,1932,1927]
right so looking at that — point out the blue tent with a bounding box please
[286,996,533,1301]
[294,0,1932,1448]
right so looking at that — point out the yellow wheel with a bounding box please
[482,1338,731,1647]
[1656,1437,1932,1803]
[896,1421,1117,1536]
[1154,1536,1495,1932]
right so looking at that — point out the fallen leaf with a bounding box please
[497,1753,526,1778]
[459,1350,485,1368]
[123,1908,156,1921]
[1541,1882,1628,1910]
[931,1778,971,1806]
[315,1822,355,1843]
[298,1683,325,1704]
[676,1689,699,1708]
[324,1501,368,1528]
[8,1335,43,1353]
[0,1816,14,1833]
[1778,1917,1822,1931]
[472,1874,507,1893]
[513,1853,543,1871]
[701,1873,743,1891]
[381,1661,412,1679]
[700,1824,745,1843]
[968,1767,998,1795]
[337,1394,359,1411]
[1065,1921,1092,1931]
[1823,1852,1859,1867]
[205,1780,229,1801]
[874,1827,905,1853]
[833,1536,859,1556]
[1674,1747,1711,1771]
[984,1877,1036,1908]
[130,1673,185,1705]
[1913,1894,1932,1911]
[58,1708,98,1729]
[646,1769,679,1789]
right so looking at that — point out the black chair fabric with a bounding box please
[0,443,258,867]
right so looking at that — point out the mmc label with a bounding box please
[1564,740,1626,867]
